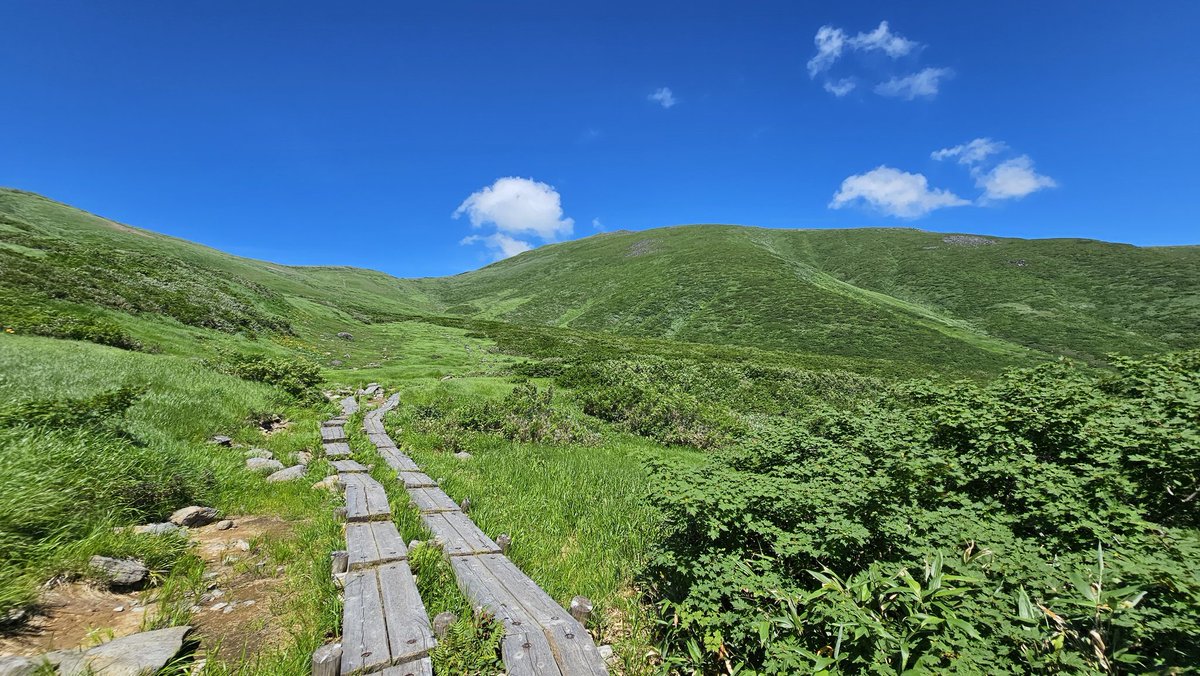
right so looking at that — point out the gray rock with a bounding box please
[209,435,233,446]
[73,626,193,676]
[312,476,341,492]
[295,451,313,464]
[214,520,234,531]
[170,506,219,527]
[88,556,149,588]
[0,655,39,676]
[246,457,285,474]
[599,645,615,661]
[454,451,473,461]
[41,649,86,674]
[432,611,457,638]
[336,332,353,341]
[243,448,274,460]
[132,522,180,536]
[266,465,307,482]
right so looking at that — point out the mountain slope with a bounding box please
[420,225,1200,365]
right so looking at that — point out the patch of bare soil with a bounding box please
[0,514,298,666]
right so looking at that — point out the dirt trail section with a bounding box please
[0,515,295,666]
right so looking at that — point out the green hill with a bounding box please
[421,225,1200,366]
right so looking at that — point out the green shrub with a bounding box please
[0,293,144,351]
[212,349,323,400]
[644,351,1200,673]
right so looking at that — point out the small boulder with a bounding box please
[74,626,193,676]
[432,611,457,638]
[243,448,274,460]
[336,332,353,341]
[88,556,149,588]
[246,458,285,474]
[133,522,180,536]
[170,506,219,527]
[0,655,39,675]
[209,435,233,446]
[266,465,307,482]
[454,451,473,461]
[214,520,234,531]
[295,451,313,464]
[599,645,615,661]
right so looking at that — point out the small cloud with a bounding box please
[874,67,954,100]
[823,78,857,97]
[977,156,1058,201]
[808,21,920,78]
[592,218,605,230]
[579,128,601,143]
[849,21,920,58]
[807,25,848,77]
[453,176,574,241]
[932,138,1006,165]
[648,87,677,108]
[460,233,533,261]
[830,165,969,218]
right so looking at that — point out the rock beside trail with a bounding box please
[170,506,219,527]
[312,476,340,492]
[454,451,473,461]
[243,448,273,460]
[209,435,233,446]
[295,451,313,464]
[246,458,285,474]
[88,556,148,588]
[266,465,307,482]
[337,332,353,340]
[0,655,38,675]
[132,522,180,536]
[214,520,234,530]
[51,625,194,676]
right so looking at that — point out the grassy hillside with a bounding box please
[422,225,1200,366]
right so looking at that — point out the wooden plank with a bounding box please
[363,417,385,435]
[342,568,390,674]
[340,396,359,415]
[450,556,561,676]
[324,441,352,458]
[332,459,369,473]
[322,426,348,443]
[378,561,436,661]
[346,521,408,571]
[399,472,437,488]
[379,448,422,473]
[422,511,500,557]
[342,474,391,522]
[322,417,348,427]
[380,657,433,676]
[407,486,459,513]
[367,431,394,447]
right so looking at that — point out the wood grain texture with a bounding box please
[342,474,392,522]
[407,486,459,514]
[346,521,408,570]
[399,472,438,488]
[422,511,500,557]
[323,441,353,458]
[379,448,422,472]
[322,426,348,443]
[342,568,391,674]
[378,562,436,661]
[332,459,369,473]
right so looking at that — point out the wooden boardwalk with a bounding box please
[361,396,608,676]
[324,395,434,676]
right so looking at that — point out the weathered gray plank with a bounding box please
[380,657,433,676]
[367,431,394,447]
[342,474,391,522]
[380,448,422,472]
[378,561,436,661]
[322,426,348,443]
[423,511,500,557]
[407,486,459,514]
[340,396,359,415]
[399,472,437,489]
[324,441,352,458]
[342,568,391,674]
[332,459,369,473]
[363,417,385,435]
[346,521,408,570]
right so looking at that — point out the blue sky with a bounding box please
[2,1,1198,276]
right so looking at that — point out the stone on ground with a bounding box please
[245,457,285,474]
[209,435,232,446]
[454,451,473,460]
[0,655,39,675]
[170,506,219,527]
[214,519,234,530]
[88,556,149,588]
[266,465,307,482]
[132,522,180,536]
[73,625,193,675]
[243,448,273,460]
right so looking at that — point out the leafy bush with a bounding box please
[411,383,599,446]
[212,349,323,400]
[0,293,144,351]
[644,351,1200,673]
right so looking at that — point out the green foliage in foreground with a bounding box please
[644,351,1200,673]
[208,348,323,400]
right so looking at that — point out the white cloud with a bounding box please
[830,165,969,218]
[592,218,605,230]
[977,155,1058,201]
[453,177,574,241]
[932,138,1006,165]
[807,25,848,77]
[648,87,677,108]
[459,233,533,261]
[823,78,857,97]
[808,21,920,78]
[849,21,919,58]
[874,67,953,100]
